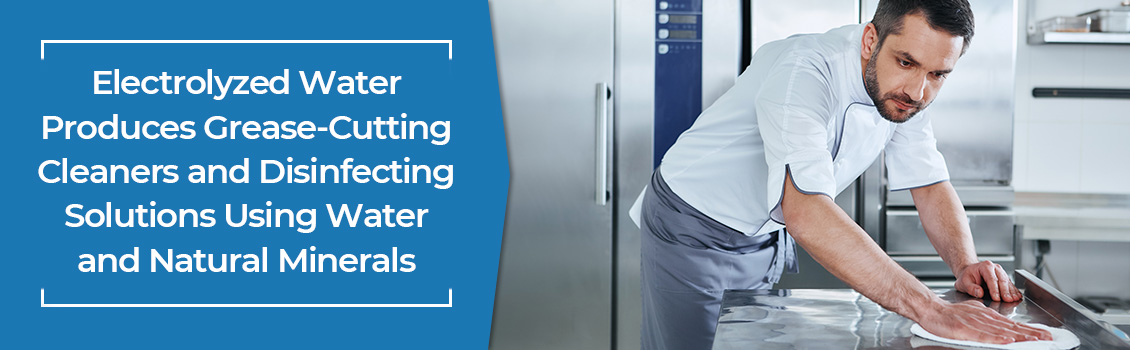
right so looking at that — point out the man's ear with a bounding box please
[861,23,878,59]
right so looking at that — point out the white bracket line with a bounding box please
[41,288,453,308]
[40,39,453,60]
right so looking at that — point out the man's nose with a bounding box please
[903,74,927,102]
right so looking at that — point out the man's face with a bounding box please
[863,14,964,123]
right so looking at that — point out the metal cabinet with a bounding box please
[886,209,1017,255]
[488,1,615,349]
[490,0,741,348]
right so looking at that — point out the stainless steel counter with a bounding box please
[713,270,1130,349]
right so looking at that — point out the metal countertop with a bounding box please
[713,270,1130,349]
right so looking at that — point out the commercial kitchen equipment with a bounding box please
[489,0,1019,349]
[715,270,1130,349]
[1027,1,1130,45]
[489,0,740,349]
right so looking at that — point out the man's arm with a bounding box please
[781,173,1050,343]
[910,180,1021,302]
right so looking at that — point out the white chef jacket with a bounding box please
[630,23,949,237]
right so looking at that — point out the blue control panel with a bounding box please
[654,0,703,167]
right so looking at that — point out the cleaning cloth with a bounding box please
[910,322,1079,350]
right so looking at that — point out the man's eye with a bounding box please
[898,59,911,67]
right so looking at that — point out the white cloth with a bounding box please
[629,23,949,235]
[910,322,1080,350]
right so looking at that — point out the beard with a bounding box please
[864,51,926,124]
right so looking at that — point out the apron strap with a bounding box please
[764,228,800,284]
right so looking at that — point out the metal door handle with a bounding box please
[596,82,611,205]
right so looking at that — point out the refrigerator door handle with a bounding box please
[596,82,612,205]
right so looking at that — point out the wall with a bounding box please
[1013,0,1130,301]
[1014,0,1130,193]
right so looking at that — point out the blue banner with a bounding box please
[0,1,507,348]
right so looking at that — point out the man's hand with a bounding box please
[955,260,1021,302]
[781,174,1050,344]
[919,299,1053,344]
[909,183,1022,302]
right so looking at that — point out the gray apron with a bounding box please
[640,169,798,350]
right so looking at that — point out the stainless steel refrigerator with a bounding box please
[489,0,740,349]
[488,0,616,348]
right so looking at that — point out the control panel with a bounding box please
[654,0,703,167]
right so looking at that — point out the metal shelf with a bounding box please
[1015,192,1130,242]
[1029,31,1130,44]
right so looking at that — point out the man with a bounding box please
[630,1,1054,349]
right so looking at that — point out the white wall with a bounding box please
[1014,0,1130,194]
[1014,0,1130,301]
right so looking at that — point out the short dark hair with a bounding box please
[871,0,975,54]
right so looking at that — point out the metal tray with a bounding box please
[1081,8,1130,33]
